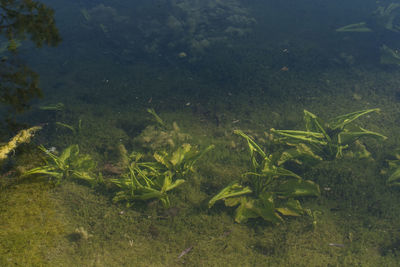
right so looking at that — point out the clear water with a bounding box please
[2,0,400,266]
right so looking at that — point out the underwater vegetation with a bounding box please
[20,109,214,209]
[22,144,98,186]
[17,108,388,226]
[271,108,386,161]
[336,3,400,33]
[383,148,400,187]
[111,143,214,208]
[336,2,400,66]
[56,119,83,135]
[136,108,192,151]
[3,102,399,265]
[0,126,42,161]
[380,44,400,65]
[38,102,65,111]
[209,130,320,224]
[209,108,387,224]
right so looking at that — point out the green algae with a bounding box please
[0,178,66,266]
[3,64,400,266]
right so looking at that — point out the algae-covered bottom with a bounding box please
[2,66,400,266]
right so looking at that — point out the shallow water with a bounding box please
[2,0,400,266]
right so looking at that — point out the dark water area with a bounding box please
[26,0,390,101]
[3,0,400,266]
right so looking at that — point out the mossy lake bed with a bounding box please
[2,65,400,266]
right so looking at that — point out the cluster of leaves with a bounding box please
[22,142,214,208]
[270,108,386,160]
[209,108,388,224]
[111,143,214,208]
[21,108,388,225]
[209,130,320,224]
[21,109,214,209]
[22,144,97,185]
[383,149,400,187]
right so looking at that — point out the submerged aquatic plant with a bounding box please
[380,44,400,65]
[336,22,372,32]
[38,102,65,111]
[55,119,83,135]
[111,143,214,208]
[209,130,320,224]
[0,126,42,162]
[147,108,165,127]
[22,144,98,185]
[271,108,386,160]
[382,148,400,187]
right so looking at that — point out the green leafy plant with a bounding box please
[382,148,400,187]
[209,130,320,224]
[22,144,98,185]
[271,108,386,160]
[56,119,83,135]
[147,108,165,127]
[111,143,214,208]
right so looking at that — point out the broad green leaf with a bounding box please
[135,166,155,187]
[59,145,77,163]
[271,129,327,145]
[276,199,303,216]
[113,191,133,203]
[261,164,301,179]
[234,130,266,158]
[224,197,242,207]
[253,193,283,224]
[388,167,400,183]
[38,145,61,165]
[134,187,164,200]
[277,143,322,166]
[21,165,58,176]
[185,144,215,170]
[234,194,283,224]
[147,108,165,126]
[276,179,320,198]
[339,127,387,146]
[161,172,185,192]
[208,182,252,208]
[159,196,171,208]
[165,179,185,191]
[170,143,191,166]
[72,171,96,183]
[328,108,380,130]
[336,22,372,32]
[276,207,301,216]
[271,129,325,140]
[234,198,260,223]
[153,151,171,169]
[74,154,96,170]
[304,110,330,141]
